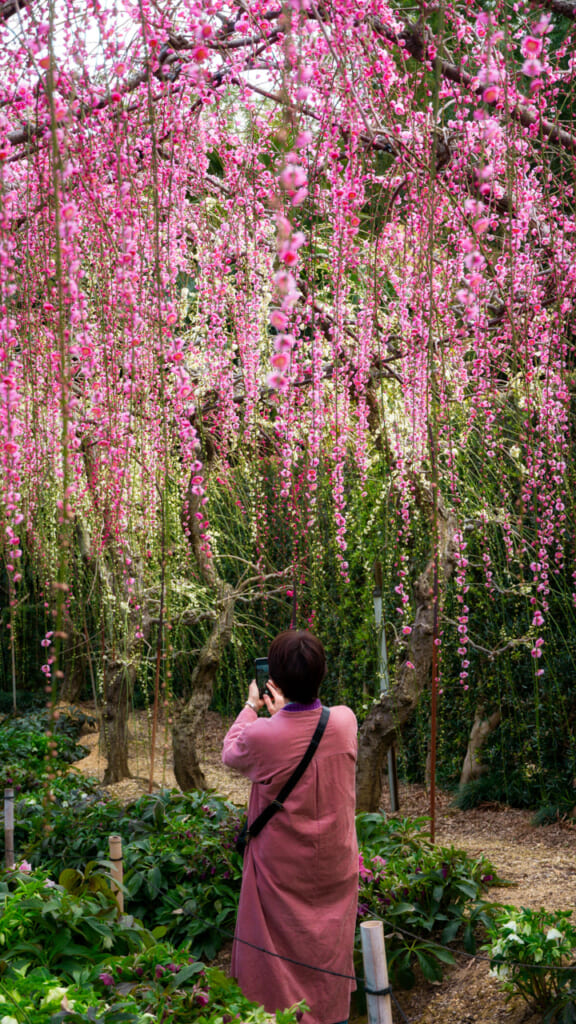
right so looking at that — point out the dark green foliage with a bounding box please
[5,759,504,992]
[7,788,244,961]
[531,805,574,828]
[357,812,500,988]
[486,906,576,1023]
[0,708,90,789]
[400,509,576,815]
[0,869,304,1024]
[0,867,155,977]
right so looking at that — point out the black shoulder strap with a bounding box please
[247,706,330,841]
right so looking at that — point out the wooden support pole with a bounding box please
[108,834,124,913]
[361,919,394,1024]
[4,788,14,870]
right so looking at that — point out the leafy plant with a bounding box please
[6,785,507,984]
[0,709,90,790]
[0,879,305,1024]
[357,812,500,987]
[486,906,576,1023]
[0,867,158,978]
[0,947,306,1024]
[6,789,245,960]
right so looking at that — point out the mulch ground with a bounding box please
[71,706,576,1024]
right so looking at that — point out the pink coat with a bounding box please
[222,704,358,1024]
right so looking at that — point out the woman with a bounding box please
[222,630,358,1024]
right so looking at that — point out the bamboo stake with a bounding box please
[108,834,124,913]
[360,920,394,1024]
[4,788,14,870]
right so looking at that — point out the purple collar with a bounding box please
[283,699,322,712]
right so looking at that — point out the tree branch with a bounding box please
[0,0,35,22]
[370,16,576,153]
[530,0,576,16]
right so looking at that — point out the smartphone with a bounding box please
[254,657,270,698]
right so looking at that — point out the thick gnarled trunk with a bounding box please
[102,661,135,784]
[172,581,236,791]
[459,707,501,788]
[356,501,458,812]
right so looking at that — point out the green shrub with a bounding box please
[357,812,500,987]
[0,871,304,1024]
[0,867,156,977]
[7,789,244,961]
[486,906,576,1023]
[0,709,91,789]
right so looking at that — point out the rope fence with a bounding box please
[226,923,404,1024]
[214,915,576,980]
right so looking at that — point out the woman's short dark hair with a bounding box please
[268,630,327,703]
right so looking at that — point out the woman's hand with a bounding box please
[263,680,287,716]
[248,680,265,711]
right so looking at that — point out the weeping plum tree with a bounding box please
[0,0,575,791]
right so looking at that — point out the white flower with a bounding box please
[489,965,510,981]
[1,1015,20,1024]
[546,928,563,942]
[41,986,69,1008]
[503,920,518,932]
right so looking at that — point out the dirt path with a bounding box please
[72,707,576,1023]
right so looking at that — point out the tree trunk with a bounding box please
[59,665,86,704]
[102,661,135,784]
[57,605,89,703]
[356,499,458,812]
[459,706,501,788]
[172,582,236,791]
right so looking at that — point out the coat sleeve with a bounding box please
[222,706,264,778]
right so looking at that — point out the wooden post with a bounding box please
[4,789,14,870]
[108,834,124,913]
[361,919,393,1024]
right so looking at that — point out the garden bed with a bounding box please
[70,705,576,1023]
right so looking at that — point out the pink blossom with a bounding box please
[279,248,298,266]
[482,86,500,104]
[271,352,290,371]
[267,372,286,390]
[534,14,552,35]
[279,164,307,191]
[274,270,297,296]
[522,36,542,58]
[274,334,295,352]
[269,309,289,331]
[522,58,542,77]
[192,45,209,62]
[296,131,313,149]
[358,853,374,881]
